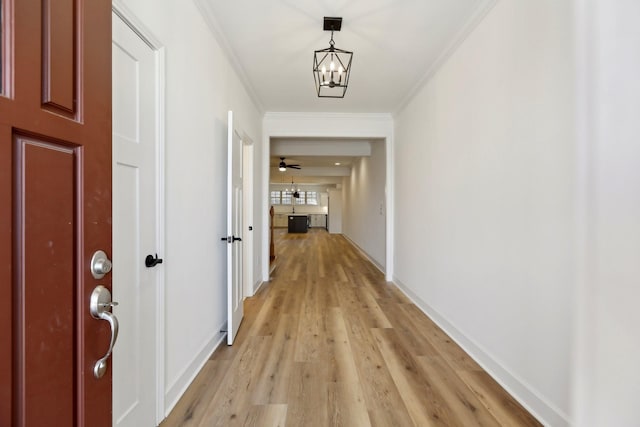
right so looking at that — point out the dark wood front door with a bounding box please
[0,1,112,426]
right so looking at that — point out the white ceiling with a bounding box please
[269,137,378,182]
[199,0,494,113]
[271,156,355,168]
[270,152,359,184]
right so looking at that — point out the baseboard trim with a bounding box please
[342,234,386,276]
[253,279,264,294]
[392,276,570,427]
[163,328,227,418]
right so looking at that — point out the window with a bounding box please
[281,191,292,205]
[272,190,319,205]
[270,191,281,205]
[305,191,318,205]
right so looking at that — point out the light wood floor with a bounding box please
[161,229,541,427]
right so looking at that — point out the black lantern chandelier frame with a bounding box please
[313,17,353,98]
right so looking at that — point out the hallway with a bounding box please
[161,229,540,426]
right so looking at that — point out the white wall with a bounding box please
[393,1,573,425]
[328,189,343,234]
[116,0,262,417]
[573,1,640,425]
[342,141,386,269]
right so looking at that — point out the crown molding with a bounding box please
[264,111,393,121]
[394,0,499,116]
[192,0,265,114]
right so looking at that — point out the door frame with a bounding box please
[111,1,166,423]
[261,113,395,283]
[242,136,254,297]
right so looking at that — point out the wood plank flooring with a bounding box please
[161,229,541,427]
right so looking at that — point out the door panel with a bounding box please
[15,136,77,426]
[0,1,113,426]
[42,0,75,116]
[1,1,5,94]
[227,111,243,345]
[112,11,158,426]
[0,125,11,427]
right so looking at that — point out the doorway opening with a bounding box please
[261,114,395,285]
[266,137,389,278]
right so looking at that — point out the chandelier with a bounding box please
[313,17,353,98]
[285,177,300,198]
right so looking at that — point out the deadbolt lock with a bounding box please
[90,250,112,279]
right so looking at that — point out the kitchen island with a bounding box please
[287,215,308,233]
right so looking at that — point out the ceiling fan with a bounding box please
[278,157,301,171]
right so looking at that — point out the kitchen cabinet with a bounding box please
[274,214,288,228]
[309,214,327,229]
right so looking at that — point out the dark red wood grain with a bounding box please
[0,1,112,426]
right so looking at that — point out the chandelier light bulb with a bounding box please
[330,61,335,71]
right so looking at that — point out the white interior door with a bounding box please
[112,12,159,426]
[227,111,244,345]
